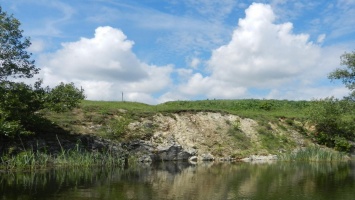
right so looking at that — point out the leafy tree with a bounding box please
[45,82,86,112]
[0,7,85,137]
[328,51,355,101]
[306,51,355,152]
[0,6,38,80]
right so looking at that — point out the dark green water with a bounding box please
[1,161,354,200]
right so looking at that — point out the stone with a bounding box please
[189,156,198,162]
[241,154,278,163]
[138,155,152,163]
[200,153,215,161]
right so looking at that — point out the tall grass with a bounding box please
[0,145,125,171]
[279,146,348,162]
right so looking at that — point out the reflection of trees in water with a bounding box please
[0,161,354,199]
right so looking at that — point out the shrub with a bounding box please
[307,97,354,152]
[334,136,352,152]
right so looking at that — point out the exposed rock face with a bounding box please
[123,111,311,163]
[156,144,194,161]
[123,140,196,162]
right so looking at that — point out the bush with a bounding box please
[334,136,352,152]
[0,116,31,137]
[307,97,354,152]
[105,117,130,139]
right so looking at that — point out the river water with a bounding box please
[1,161,354,200]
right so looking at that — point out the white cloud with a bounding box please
[266,86,349,100]
[39,26,173,104]
[178,73,247,99]
[208,3,321,88]
[171,3,346,101]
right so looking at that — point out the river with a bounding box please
[1,161,354,200]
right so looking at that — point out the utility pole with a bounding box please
[122,92,124,102]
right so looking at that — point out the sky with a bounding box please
[1,0,355,104]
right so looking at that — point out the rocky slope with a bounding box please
[122,111,310,162]
[0,110,313,163]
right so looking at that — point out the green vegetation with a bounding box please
[0,142,124,171]
[306,98,354,152]
[328,51,355,101]
[303,51,355,152]
[157,99,311,119]
[279,146,348,161]
[0,7,85,138]
[45,99,354,151]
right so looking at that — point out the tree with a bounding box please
[0,7,85,137]
[0,6,38,80]
[306,51,355,152]
[45,82,86,112]
[307,97,353,152]
[328,51,355,101]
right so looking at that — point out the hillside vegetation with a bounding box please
[1,99,353,170]
[44,99,353,155]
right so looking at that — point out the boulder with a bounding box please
[199,153,215,161]
[156,144,193,161]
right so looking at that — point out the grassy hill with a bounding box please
[44,99,313,138]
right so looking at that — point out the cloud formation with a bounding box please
[208,3,321,87]
[39,26,173,103]
[175,3,342,100]
[24,2,350,103]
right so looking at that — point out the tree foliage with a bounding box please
[45,82,85,112]
[307,98,354,152]
[328,51,355,100]
[305,51,355,152]
[0,7,85,137]
[0,7,38,80]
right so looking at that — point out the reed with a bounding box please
[279,146,348,162]
[0,145,124,171]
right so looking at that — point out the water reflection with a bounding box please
[1,161,354,200]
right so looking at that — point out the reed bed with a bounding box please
[0,146,124,171]
[279,146,348,162]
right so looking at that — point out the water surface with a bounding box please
[1,161,354,200]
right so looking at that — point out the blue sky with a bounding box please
[1,0,354,104]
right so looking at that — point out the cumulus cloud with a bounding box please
[208,3,321,87]
[39,26,173,103]
[34,3,349,103]
[173,3,347,100]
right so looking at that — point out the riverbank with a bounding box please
[1,100,353,169]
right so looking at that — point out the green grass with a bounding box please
[0,143,125,171]
[279,146,348,162]
[79,99,314,119]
